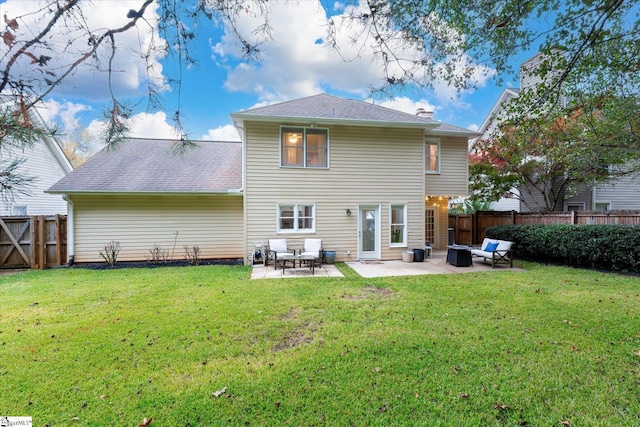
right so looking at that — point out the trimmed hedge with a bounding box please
[486,224,640,273]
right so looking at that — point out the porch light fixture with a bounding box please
[346,209,351,216]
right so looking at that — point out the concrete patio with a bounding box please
[250,250,521,279]
[250,262,345,279]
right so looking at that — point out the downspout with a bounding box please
[226,121,246,263]
[237,121,248,265]
[63,194,74,265]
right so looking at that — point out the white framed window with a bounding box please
[281,127,328,168]
[12,205,27,216]
[389,204,407,246]
[595,202,611,211]
[277,203,316,233]
[425,138,440,173]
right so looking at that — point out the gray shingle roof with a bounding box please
[47,138,242,194]
[231,93,440,128]
[427,121,481,137]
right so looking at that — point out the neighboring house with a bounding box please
[472,53,640,212]
[0,106,73,216]
[48,94,478,264]
[473,88,521,212]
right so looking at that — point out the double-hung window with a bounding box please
[281,127,328,168]
[425,138,440,173]
[390,204,407,246]
[278,204,315,233]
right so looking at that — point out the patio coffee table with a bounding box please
[446,245,473,267]
[281,254,318,275]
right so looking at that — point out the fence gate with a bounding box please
[0,215,67,269]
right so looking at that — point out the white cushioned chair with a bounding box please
[267,239,294,269]
[300,238,323,267]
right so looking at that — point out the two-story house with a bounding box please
[48,94,478,264]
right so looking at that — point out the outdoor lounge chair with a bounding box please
[300,238,323,267]
[267,239,295,269]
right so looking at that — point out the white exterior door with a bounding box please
[358,205,380,260]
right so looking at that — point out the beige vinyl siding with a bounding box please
[1,138,69,216]
[244,122,426,262]
[424,135,469,197]
[71,194,243,262]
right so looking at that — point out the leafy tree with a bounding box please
[335,0,638,100]
[0,0,637,204]
[61,138,93,168]
[449,198,492,214]
[470,90,640,212]
[341,0,638,211]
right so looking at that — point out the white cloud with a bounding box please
[211,0,495,108]
[37,99,92,131]
[211,1,379,102]
[2,1,166,101]
[34,101,185,146]
[127,112,180,139]
[373,97,437,117]
[201,125,240,141]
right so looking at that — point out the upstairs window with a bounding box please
[425,138,440,173]
[281,127,328,168]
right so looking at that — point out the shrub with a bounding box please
[184,245,201,266]
[486,224,640,273]
[99,241,121,268]
[146,244,169,265]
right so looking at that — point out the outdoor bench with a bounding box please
[470,238,514,268]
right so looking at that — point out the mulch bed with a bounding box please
[62,258,244,270]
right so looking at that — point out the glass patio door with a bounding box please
[425,206,437,247]
[358,205,380,260]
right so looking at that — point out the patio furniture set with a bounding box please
[253,238,324,275]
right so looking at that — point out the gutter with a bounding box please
[230,114,441,131]
[47,190,243,196]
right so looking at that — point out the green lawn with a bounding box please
[1,263,640,426]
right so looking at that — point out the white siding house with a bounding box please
[49,94,478,264]
[0,127,73,216]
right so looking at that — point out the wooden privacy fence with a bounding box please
[449,210,640,246]
[0,215,67,270]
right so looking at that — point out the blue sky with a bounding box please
[2,0,541,148]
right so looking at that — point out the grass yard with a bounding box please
[1,262,640,426]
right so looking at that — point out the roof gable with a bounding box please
[469,88,520,151]
[48,138,242,194]
[0,96,73,173]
